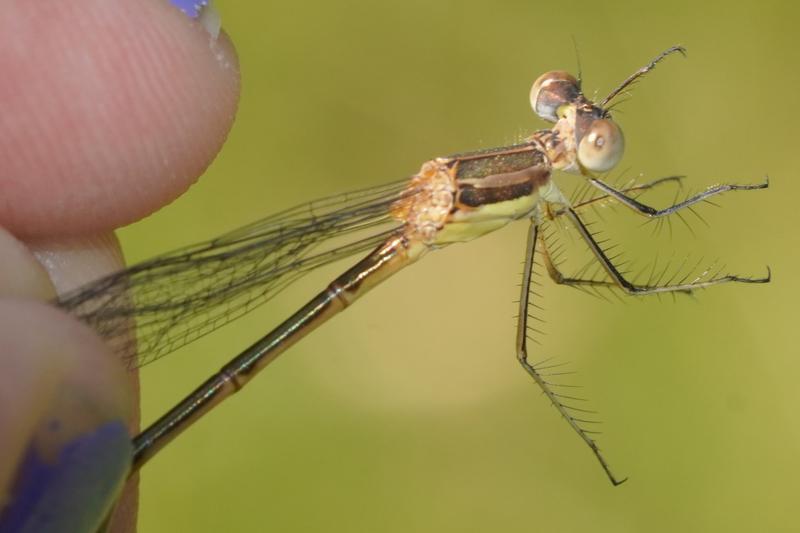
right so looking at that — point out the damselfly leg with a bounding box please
[542,176,689,291]
[515,171,769,484]
[516,222,627,485]
[587,176,769,219]
[563,204,770,296]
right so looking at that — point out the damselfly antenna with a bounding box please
[571,35,583,91]
[600,45,687,109]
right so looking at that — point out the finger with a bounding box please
[0,0,241,238]
[0,299,133,533]
[28,232,140,533]
[0,225,136,532]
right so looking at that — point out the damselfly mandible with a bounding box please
[56,45,769,486]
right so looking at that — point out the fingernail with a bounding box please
[170,0,209,18]
[169,0,221,38]
[0,421,132,533]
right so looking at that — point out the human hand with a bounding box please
[0,1,240,531]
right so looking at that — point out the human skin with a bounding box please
[0,1,240,531]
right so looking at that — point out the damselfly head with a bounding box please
[531,70,625,174]
[531,46,683,175]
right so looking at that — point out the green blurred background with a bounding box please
[125,1,798,531]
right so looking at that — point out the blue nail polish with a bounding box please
[0,421,132,533]
[170,0,210,18]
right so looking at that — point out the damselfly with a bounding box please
[56,45,769,486]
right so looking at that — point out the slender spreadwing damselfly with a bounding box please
[56,45,769,486]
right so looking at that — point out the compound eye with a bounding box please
[529,71,580,123]
[577,118,625,172]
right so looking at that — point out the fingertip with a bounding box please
[0,0,241,238]
[0,300,133,487]
[0,300,133,532]
[24,232,142,533]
